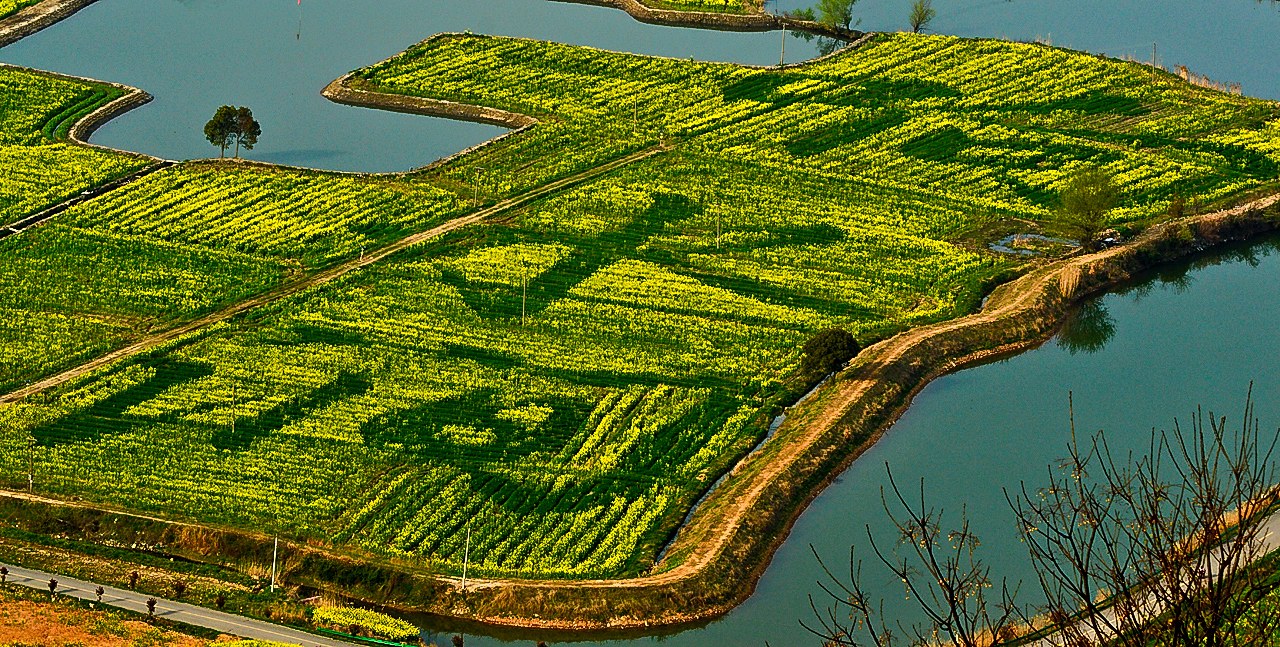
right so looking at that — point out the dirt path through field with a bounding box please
[0,143,670,406]
[442,192,1280,600]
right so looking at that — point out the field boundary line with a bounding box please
[0,142,670,406]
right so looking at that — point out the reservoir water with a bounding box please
[3,0,1279,644]
[0,0,821,172]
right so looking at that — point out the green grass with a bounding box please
[2,33,1280,580]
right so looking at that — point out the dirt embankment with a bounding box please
[0,61,157,160]
[4,194,1278,632]
[0,0,102,47]
[553,0,862,42]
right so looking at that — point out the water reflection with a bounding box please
[1056,299,1117,355]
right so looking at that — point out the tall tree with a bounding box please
[233,106,261,159]
[816,0,857,29]
[203,105,237,158]
[1057,165,1119,250]
[909,0,936,33]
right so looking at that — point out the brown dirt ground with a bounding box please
[0,586,221,647]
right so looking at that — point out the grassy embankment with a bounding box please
[1,30,1278,603]
[637,0,755,14]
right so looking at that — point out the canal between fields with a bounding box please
[3,0,1279,644]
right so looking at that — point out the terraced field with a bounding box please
[3,32,1280,580]
[0,66,149,224]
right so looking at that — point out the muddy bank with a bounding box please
[554,0,862,42]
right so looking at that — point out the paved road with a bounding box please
[0,562,360,647]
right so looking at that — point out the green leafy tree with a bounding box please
[801,327,861,378]
[908,0,936,33]
[233,106,261,159]
[1057,165,1118,250]
[203,105,237,158]
[816,0,857,29]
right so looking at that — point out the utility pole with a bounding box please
[520,258,528,326]
[271,536,278,593]
[633,97,638,135]
[27,435,35,492]
[716,211,721,250]
[230,383,236,439]
[461,521,472,593]
[472,167,485,208]
[780,24,786,67]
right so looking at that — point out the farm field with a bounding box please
[0,0,39,20]
[3,31,1280,582]
[0,147,466,393]
[0,66,150,224]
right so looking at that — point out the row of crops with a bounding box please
[2,33,1280,579]
[0,67,151,224]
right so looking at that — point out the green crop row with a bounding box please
[0,67,151,224]
[2,33,1279,580]
[63,163,464,267]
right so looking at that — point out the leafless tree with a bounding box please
[1009,389,1280,646]
[803,466,1018,646]
[806,389,1280,646]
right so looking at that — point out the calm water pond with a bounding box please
[3,0,1279,644]
[0,0,821,172]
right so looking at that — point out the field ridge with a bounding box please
[0,143,670,406]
